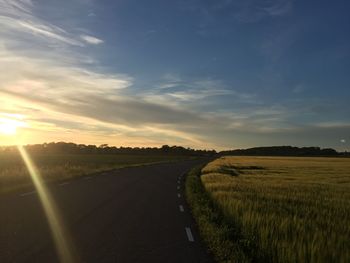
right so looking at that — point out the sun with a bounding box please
[0,115,27,136]
[0,122,18,135]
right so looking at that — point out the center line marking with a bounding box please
[59,182,70,186]
[177,193,181,198]
[185,227,194,242]
[20,191,36,197]
[179,205,184,212]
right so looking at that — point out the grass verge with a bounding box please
[185,165,250,263]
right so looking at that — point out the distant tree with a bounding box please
[220,146,340,157]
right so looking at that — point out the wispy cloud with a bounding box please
[184,0,294,26]
[0,0,346,150]
[146,77,256,106]
[18,20,83,46]
[0,0,210,147]
[0,0,83,47]
[80,35,104,45]
[0,0,33,16]
[234,0,295,23]
[262,0,293,16]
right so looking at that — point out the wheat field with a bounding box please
[201,156,350,262]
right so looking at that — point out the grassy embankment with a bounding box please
[0,152,191,194]
[186,156,350,263]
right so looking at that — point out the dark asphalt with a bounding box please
[0,159,213,263]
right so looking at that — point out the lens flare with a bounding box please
[17,145,76,262]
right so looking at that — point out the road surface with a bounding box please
[0,159,213,262]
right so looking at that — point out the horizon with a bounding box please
[1,0,349,151]
[0,141,347,153]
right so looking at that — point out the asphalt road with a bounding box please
[0,159,213,263]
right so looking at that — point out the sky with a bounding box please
[0,0,349,150]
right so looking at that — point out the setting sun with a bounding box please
[0,122,17,135]
[0,115,27,136]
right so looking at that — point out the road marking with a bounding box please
[84,176,92,180]
[185,227,194,242]
[177,193,181,198]
[177,186,180,190]
[179,205,184,212]
[59,182,70,186]
[20,191,36,197]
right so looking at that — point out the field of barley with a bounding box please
[0,152,189,194]
[200,156,350,262]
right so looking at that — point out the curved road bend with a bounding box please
[0,159,213,262]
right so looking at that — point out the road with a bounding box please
[0,159,213,262]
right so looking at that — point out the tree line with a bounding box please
[220,146,349,157]
[1,143,347,157]
[0,142,217,156]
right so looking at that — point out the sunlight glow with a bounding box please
[0,115,27,135]
[17,145,76,262]
[0,123,17,135]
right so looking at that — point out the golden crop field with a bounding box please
[201,156,350,262]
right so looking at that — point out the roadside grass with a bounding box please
[0,152,191,194]
[185,165,250,263]
[187,156,350,263]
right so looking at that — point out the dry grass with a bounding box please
[200,156,350,262]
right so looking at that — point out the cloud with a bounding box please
[0,0,33,16]
[235,0,294,23]
[0,0,346,150]
[260,23,299,64]
[80,35,104,45]
[262,0,293,16]
[147,77,256,106]
[0,0,83,47]
[0,0,210,146]
[17,20,82,46]
[0,36,209,146]
[185,0,294,25]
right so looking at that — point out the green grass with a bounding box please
[185,165,250,263]
[0,152,191,194]
[187,156,350,263]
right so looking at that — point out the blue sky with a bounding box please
[0,0,349,150]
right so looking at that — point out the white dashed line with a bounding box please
[84,176,92,180]
[177,186,180,190]
[185,227,194,242]
[177,193,181,198]
[179,205,184,212]
[20,191,36,197]
[59,182,70,186]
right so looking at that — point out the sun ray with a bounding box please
[17,145,76,262]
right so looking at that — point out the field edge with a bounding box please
[185,165,250,263]
[0,157,196,195]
